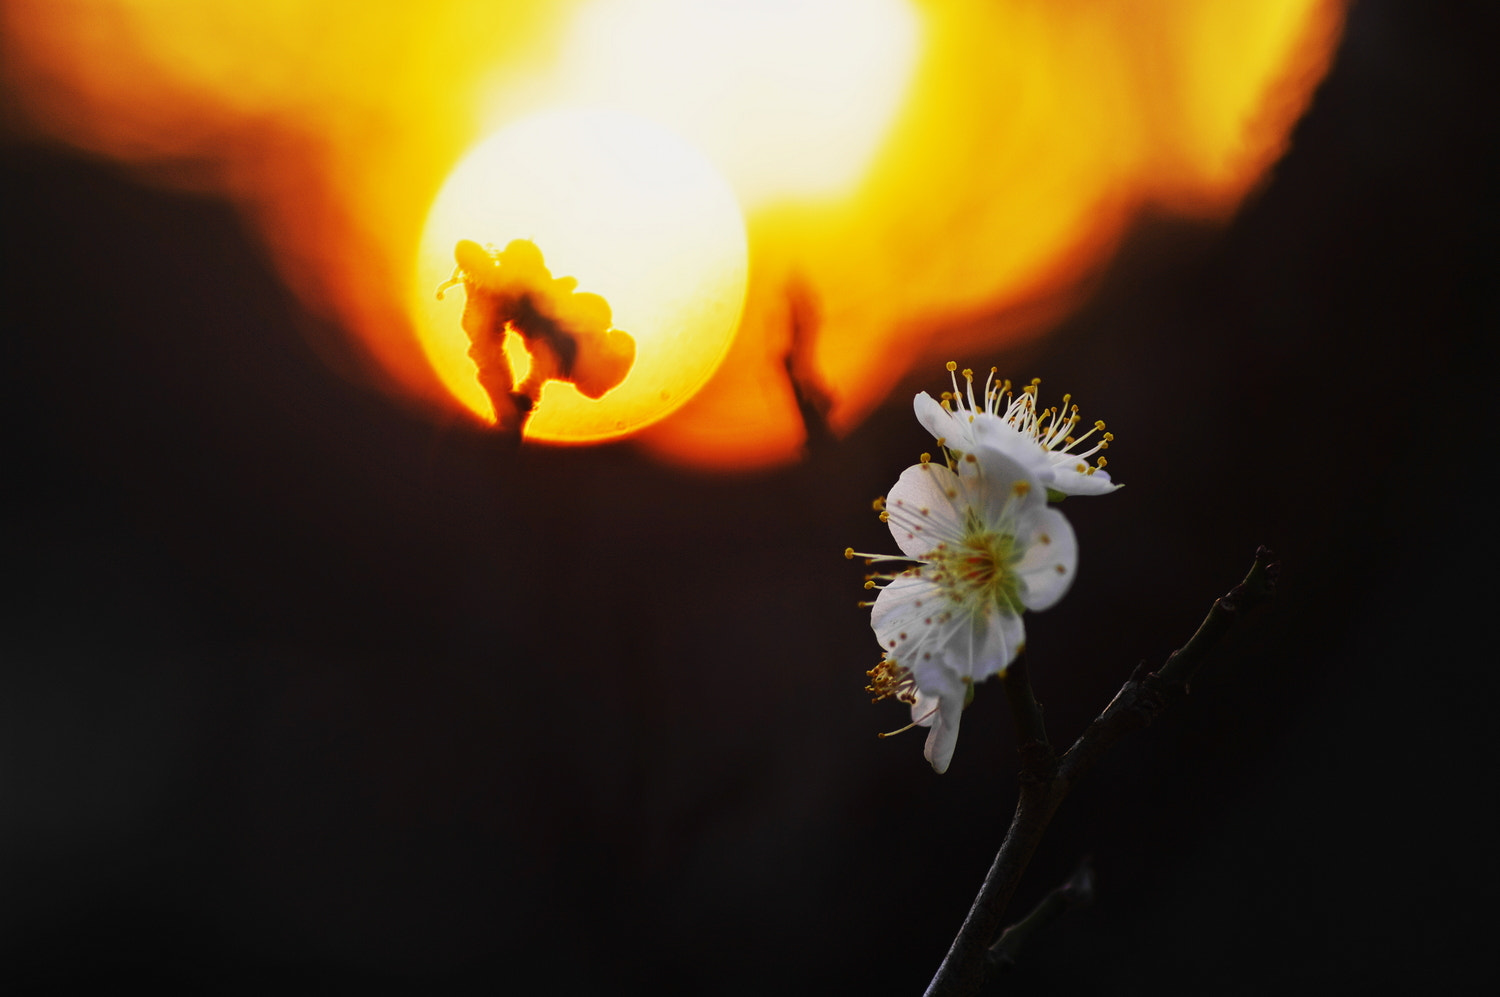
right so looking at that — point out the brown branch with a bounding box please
[923,547,1279,996]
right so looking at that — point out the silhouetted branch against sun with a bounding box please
[438,238,636,435]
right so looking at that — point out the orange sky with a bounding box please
[2,0,1347,470]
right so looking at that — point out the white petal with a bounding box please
[969,415,1054,482]
[909,627,967,702]
[1049,462,1122,496]
[940,606,984,681]
[965,443,1047,528]
[913,392,965,447]
[910,689,942,727]
[949,604,1025,682]
[872,574,966,698]
[1014,505,1078,611]
[922,694,964,774]
[870,572,936,650]
[885,461,966,558]
[870,570,934,638]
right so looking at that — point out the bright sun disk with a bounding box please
[413,108,749,442]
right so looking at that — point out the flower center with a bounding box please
[927,518,1025,616]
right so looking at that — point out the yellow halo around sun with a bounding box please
[412,108,749,443]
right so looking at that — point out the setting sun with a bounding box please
[413,108,749,442]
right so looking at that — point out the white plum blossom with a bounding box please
[850,443,1077,773]
[915,363,1120,497]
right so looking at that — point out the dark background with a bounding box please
[3,1,1494,993]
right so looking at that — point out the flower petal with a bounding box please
[1014,505,1078,611]
[964,442,1047,528]
[921,694,963,774]
[1049,461,1122,496]
[910,689,942,728]
[914,392,965,447]
[870,571,936,649]
[872,572,966,700]
[910,643,965,703]
[949,603,1025,682]
[885,461,966,558]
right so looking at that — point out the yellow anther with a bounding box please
[1013,480,1031,496]
[872,496,886,511]
[1103,432,1114,441]
[864,580,877,589]
[879,511,890,522]
[1094,420,1107,430]
[1097,456,1108,467]
[962,368,974,380]
[920,453,932,464]
[964,453,977,463]
[844,547,855,559]
[946,361,958,372]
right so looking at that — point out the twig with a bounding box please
[923,547,1279,996]
[987,859,1095,973]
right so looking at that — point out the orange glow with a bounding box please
[3,0,1347,470]
[548,0,922,207]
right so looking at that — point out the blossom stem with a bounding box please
[999,656,1052,775]
[923,547,1278,996]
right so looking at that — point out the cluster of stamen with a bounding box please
[864,656,917,705]
[938,362,1114,475]
[940,527,1024,614]
[865,656,944,738]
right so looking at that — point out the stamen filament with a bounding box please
[876,700,940,738]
